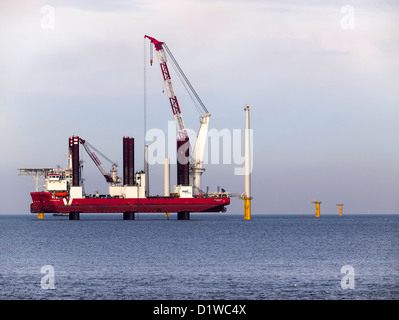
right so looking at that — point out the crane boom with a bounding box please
[144,35,188,141]
[78,138,120,185]
[144,35,210,194]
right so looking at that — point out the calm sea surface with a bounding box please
[0,213,398,300]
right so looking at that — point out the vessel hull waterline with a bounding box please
[30,192,230,214]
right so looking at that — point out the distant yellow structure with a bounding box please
[38,212,44,219]
[337,203,343,216]
[312,201,321,218]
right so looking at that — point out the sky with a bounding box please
[0,0,398,215]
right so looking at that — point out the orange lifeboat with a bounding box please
[54,191,68,197]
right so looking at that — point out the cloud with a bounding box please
[53,0,146,12]
[1,0,398,96]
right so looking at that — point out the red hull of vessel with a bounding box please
[30,192,230,214]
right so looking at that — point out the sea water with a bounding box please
[0,213,398,300]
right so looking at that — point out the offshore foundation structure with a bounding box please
[310,201,344,217]
[19,35,233,220]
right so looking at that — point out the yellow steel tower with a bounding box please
[337,203,343,216]
[312,201,321,218]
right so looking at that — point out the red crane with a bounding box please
[144,35,187,140]
[78,138,120,185]
[144,35,208,141]
[144,35,211,193]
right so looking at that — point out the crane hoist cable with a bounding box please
[144,35,187,141]
[163,43,209,115]
[84,140,115,166]
[78,138,119,184]
[144,35,210,142]
[169,58,202,116]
